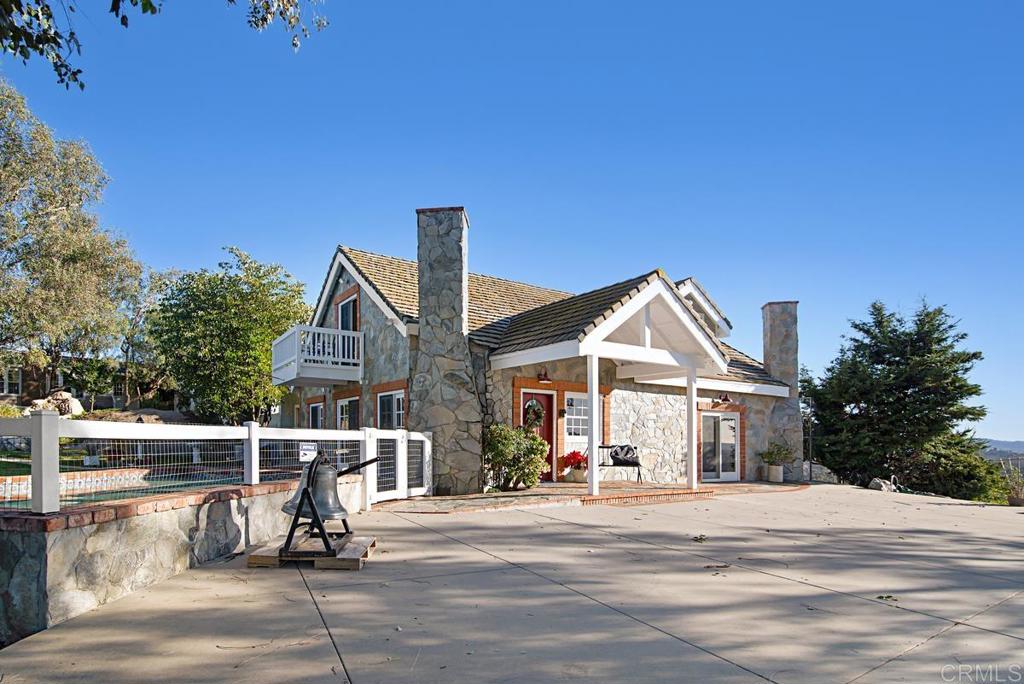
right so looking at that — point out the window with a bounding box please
[337,296,357,332]
[564,395,591,438]
[336,397,360,429]
[2,368,21,396]
[308,402,325,429]
[377,390,405,429]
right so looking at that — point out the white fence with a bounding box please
[0,411,431,514]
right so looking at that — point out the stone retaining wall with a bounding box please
[0,475,363,646]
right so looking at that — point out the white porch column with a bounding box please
[686,366,698,490]
[587,354,601,496]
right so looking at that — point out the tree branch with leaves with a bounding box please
[1,0,329,89]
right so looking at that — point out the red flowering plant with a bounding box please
[564,450,587,471]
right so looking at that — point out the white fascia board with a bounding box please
[311,250,408,337]
[617,361,690,379]
[584,279,728,373]
[580,340,694,367]
[677,279,732,337]
[310,254,342,326]
[642,375,792,398]
[489,340,580,370]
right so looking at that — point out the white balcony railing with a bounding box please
[272,325,362,386]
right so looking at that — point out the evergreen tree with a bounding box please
[803,301,1001,500]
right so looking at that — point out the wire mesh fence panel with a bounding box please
[0,433,32,510]
[407,440,424,489]
[259,439,362,482]
[377,438,397,492]
[57,438,245,507]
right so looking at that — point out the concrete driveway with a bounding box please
[1,485,1022,683]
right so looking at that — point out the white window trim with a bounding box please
[2,367,22,396]
[376,389,405,430]
[308,401,325,429]
[565,389,589,448]
[336,396,359,429]
[700,410,741,482]
[337,294,358,332]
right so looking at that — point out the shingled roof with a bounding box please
[334,246,786,387]
[339,247,571,346]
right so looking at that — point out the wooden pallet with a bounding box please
[247,534,377,571]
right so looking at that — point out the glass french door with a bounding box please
[701,412,739,481]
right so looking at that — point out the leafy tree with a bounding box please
[802,301,996,500]
[120,268,176,408]
[63,357,118,411]
[152,248,309,425]
[0,79,141,385]
[1,0,329,90]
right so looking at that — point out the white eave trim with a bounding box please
[311,250,408,337]
[677,278,732,338]
[581,278,729,374]
[644,375,792,398]
[489,341,580,370]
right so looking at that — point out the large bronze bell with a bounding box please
[281,460,349,520]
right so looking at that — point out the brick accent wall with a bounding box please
[331,284,360,329]
[371,379,409,428]
[511,376,612,467]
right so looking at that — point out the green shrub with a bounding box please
[759,442,795,466]
[0,404,24,418]
[483,424,549,491]
[899,433,1008,503]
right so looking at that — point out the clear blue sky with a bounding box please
[3,2,1021,439]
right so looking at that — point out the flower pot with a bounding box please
[766,465,784,483]
[564,468,588,483]
[1009,495,1024,507]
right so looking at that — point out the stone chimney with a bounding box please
[761,300,803,480]
[762,301,799,396]
[408,207,482,495]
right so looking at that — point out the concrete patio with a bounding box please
[1,484,1022,683]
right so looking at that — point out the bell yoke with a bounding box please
[280,450,379,555]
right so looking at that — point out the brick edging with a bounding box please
[0,480,302,533]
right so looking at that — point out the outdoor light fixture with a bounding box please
[718,393,732,404]
[537,369,553,384]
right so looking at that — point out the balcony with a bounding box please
[272,326,362,387]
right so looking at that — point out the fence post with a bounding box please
[361,427,377,511]
[423,431,433,495]
[396,430,409,498]
[30,410,60,514]
[243,421,260,485]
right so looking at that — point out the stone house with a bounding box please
[272,206,802,495]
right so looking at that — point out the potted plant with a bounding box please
[1002,461,1024,507]
[563,450,588,483]
[759,442,795,483]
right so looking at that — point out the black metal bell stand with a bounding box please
[281,453,379,555]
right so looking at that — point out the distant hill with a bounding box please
[982,439,1024,461]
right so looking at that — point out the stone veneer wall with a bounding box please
[288,267,411,430]
[0,477,363,646]
[486,356,800,484]
[761,301,804,479]
[408,208,483,495]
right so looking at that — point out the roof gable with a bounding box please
[333,246,572,346]
[307,245,786,388]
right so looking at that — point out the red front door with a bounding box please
[522,392,555,480]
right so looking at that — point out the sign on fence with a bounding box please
[298,442,318,462]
